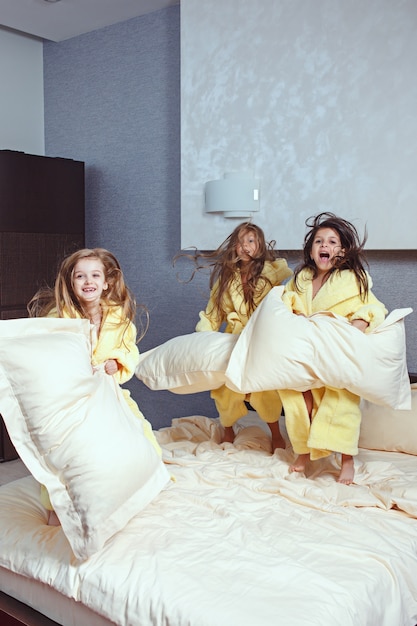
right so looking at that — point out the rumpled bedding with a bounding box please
[1,415,417,626]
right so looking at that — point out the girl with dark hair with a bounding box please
[279,213,387,484]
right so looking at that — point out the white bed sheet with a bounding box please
[0,567,116,626]
[1,414,417,626]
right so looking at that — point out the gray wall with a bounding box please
[44,6,217,429]
[181,0,417,251]
[44,5,416,430]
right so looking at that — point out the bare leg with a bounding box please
[303,390,313,417]
[47,510,61,526]
[268,421,286,451]
[289,453,310,473]
[337,454,354,485]
[222,425,235,444]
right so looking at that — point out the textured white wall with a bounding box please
[181,0,417,250]
[0,28,44,155]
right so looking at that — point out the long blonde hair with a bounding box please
[28,248,148,341]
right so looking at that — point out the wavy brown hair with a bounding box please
[175,222,279,317]
[294,213,369,299]
[28,248,148,341]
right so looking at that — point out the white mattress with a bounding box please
[1,414,417,626]
[0,567,115,626]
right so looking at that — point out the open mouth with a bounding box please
[319,252,330,260]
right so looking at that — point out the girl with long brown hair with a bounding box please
[185,222,293,448]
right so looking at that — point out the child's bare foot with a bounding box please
[289,453,309,473]
[268,421,286,451]
[222,426,235,444]
[47,510,61,526]
[337,454,354,485]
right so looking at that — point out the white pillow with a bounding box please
[225,287,412,410]
[136,331,238,394]
[359,384,417,454]
[0,318,170,560]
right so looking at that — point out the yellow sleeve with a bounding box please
[281,290,308,316]
[281,276,307,315]
[269,259,293,285]
[195,281,225,332]
[349,297,387,332]
[90,307,140,384]
[329,272,387,331]
[100,320,139,384]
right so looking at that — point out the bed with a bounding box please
[0,295,416,626]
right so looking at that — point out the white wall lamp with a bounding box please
[205,172,260,219]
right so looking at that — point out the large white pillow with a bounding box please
[225,287,412,410]
[0,318,170,560]
[136,331,238,394]
[359,384,417,454]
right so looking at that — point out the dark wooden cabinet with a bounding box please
[0,150,85,461]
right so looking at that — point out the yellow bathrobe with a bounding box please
[41,303,160,510]
[196,260,293,427]
[279,268,387,459]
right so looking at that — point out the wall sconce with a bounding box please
[205,172,260,218]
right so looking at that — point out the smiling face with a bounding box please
[310,227,344,275]
[72,258,108,307]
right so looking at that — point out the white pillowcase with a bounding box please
[0,317,170,560]
[225,287,412,410]
[359,384,417,455]
[136,331,238,394]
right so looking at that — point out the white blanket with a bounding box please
[1,415,417,626]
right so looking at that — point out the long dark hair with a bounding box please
[174,222,278,317]
[294,213,369,299]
